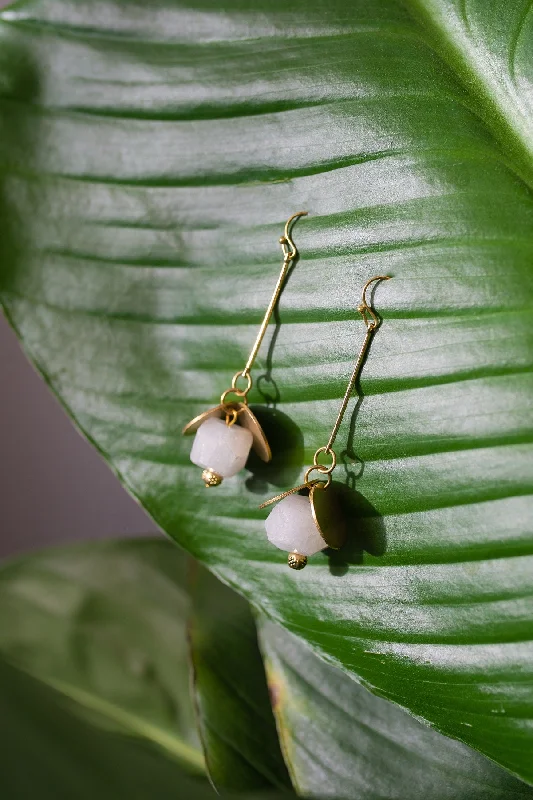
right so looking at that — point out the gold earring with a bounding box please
[259,275,391,569]
[183,212,308,487]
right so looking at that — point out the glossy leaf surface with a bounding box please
[0,539,205,775]
[189,564,291,793]
[258,617,533,799]
[1,0,533,782]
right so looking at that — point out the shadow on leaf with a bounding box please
[327,481,387,576]
[245,405,304,493]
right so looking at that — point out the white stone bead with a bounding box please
[265,493,326,557]
[190,416,253,478]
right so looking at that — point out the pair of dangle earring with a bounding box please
[183,212,308,487]
[260,274,390,569]
[182,212,390,572]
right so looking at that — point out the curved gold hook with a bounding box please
[358,275,391,330]
[279,211,308,262]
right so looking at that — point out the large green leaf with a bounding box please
[189,564,292,793]
[1,0,533,784]
[258,617,533,799]
[0,539,205,775]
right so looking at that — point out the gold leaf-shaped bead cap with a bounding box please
[309,482,347,550]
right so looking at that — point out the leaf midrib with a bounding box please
[24,670,207,775]
[403,0,533,194]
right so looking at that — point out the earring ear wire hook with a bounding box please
[279,210,308,262]
[358,275,391,330]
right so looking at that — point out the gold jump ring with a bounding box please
[220,388,248,406]
[231,370,253,394]
[304,465,332,489]
[312,446,337,474]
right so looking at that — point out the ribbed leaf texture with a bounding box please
[0,0,533,783]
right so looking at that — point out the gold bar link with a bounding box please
[324,275,390,455]
[239,211,308,383]
[325,327,373,453]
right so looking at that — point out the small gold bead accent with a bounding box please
[202,468,222,488]
[288,551,307,570]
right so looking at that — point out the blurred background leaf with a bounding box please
[0,539,204,775]
[0,655,296,800]
[1,0,533,786]
[0,538,293,796]
[0,657,210,800]
[189,563,292,793]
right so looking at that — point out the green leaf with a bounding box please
[0,656,213,800]
[258,616,533,799]
[1,0,533,783]
[0,539,205,775]
[1,655,293,800]
[404,0,533,188]
[189,563,292,793]
[3,539,528,800]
